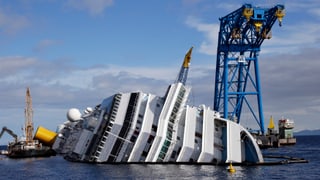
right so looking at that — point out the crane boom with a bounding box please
[25,87,34,143]
[176,47,193,85]
[0,126,18,143]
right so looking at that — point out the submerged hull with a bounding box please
[53,83,263,164]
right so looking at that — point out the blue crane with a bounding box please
[213,4,285,134]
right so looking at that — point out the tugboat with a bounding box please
[278,118,296,145]
[0,88,57,158]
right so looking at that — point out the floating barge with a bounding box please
[6,140,55,158]
[0,88,57,158]
[253,117,296,148]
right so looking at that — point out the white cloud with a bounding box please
[66,0,113,16]
[0,9,29,34]
[216,2,242,12]
[0,56,36,75]
[45,64,177,91]
[185,16,219,55]
[33,39,63,53]
[0,55,216,108]
[308,8,320,18]
[285,0,320,13]
[262,22,320,55]
[0,56,182,104]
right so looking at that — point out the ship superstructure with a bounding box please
[52,47,263,164]
[278,118,296,145]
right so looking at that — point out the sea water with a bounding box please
[0,136,319,179]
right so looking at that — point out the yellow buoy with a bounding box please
[34,126,57,146]
[228,162,236,173]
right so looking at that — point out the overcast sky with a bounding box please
[1,0,320,144]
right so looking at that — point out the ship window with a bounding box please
[159,152,165,159]
[85,140,90,146]
[195,132,202,138]
[108,156,115,162]
[147,136,154,143]
[177,147,181,154]
[130,136,137,142]
[161,146,168,152]
[152,125,157,132]
[171,151,177,159]
[169,118,175,123]
[142,151,148,157]
[164,140,171,147]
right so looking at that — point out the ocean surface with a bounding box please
[0,135,319,179]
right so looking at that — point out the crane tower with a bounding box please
[25,87,34,143]
[213,4,285,134]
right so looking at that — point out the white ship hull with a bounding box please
[52,82,263,164]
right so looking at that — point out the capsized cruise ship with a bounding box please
[51,47,263,164]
